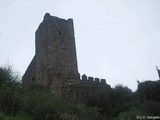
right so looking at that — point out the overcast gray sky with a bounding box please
[0,0,160,91]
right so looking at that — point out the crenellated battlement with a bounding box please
[81,74,107,84]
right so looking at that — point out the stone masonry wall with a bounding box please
[54,76,111,104]
[35,13,80,87]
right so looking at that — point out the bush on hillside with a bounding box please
[137,80,160,105]
[86,84,134,118]
[0,65,18,85]
[0,89,22,115]
[113,107,146,120]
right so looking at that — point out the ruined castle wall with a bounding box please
[49,74,110,103]
[22,13,111,102]
[56,77,111,104]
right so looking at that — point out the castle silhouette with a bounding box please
[22,13,110,101]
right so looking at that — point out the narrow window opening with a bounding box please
[59,30,62,35]
[31,77,35,82]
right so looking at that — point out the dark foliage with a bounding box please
[137,80,160,105]
[0,65,18,86]
[86,84,134,118]
[0,89,22,115]
[0,64,160,119]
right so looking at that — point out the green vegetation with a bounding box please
[0,65,160,120]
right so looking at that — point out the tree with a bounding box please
[0,65,22,115]
[0,65,19,86]
[137,80,160,105]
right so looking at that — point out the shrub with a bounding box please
[79,107,105,120]
[141,100,160,115]
[23,90,77,120]
[113,108,146,120]
[86,84,134,118]
[137,80,160,105]
[0,65,18,85]
[0,89,22,115]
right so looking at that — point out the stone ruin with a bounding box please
[22,13,110,102]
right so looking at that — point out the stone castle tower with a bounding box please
[22,13,80,89]
[23,13,110,99]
